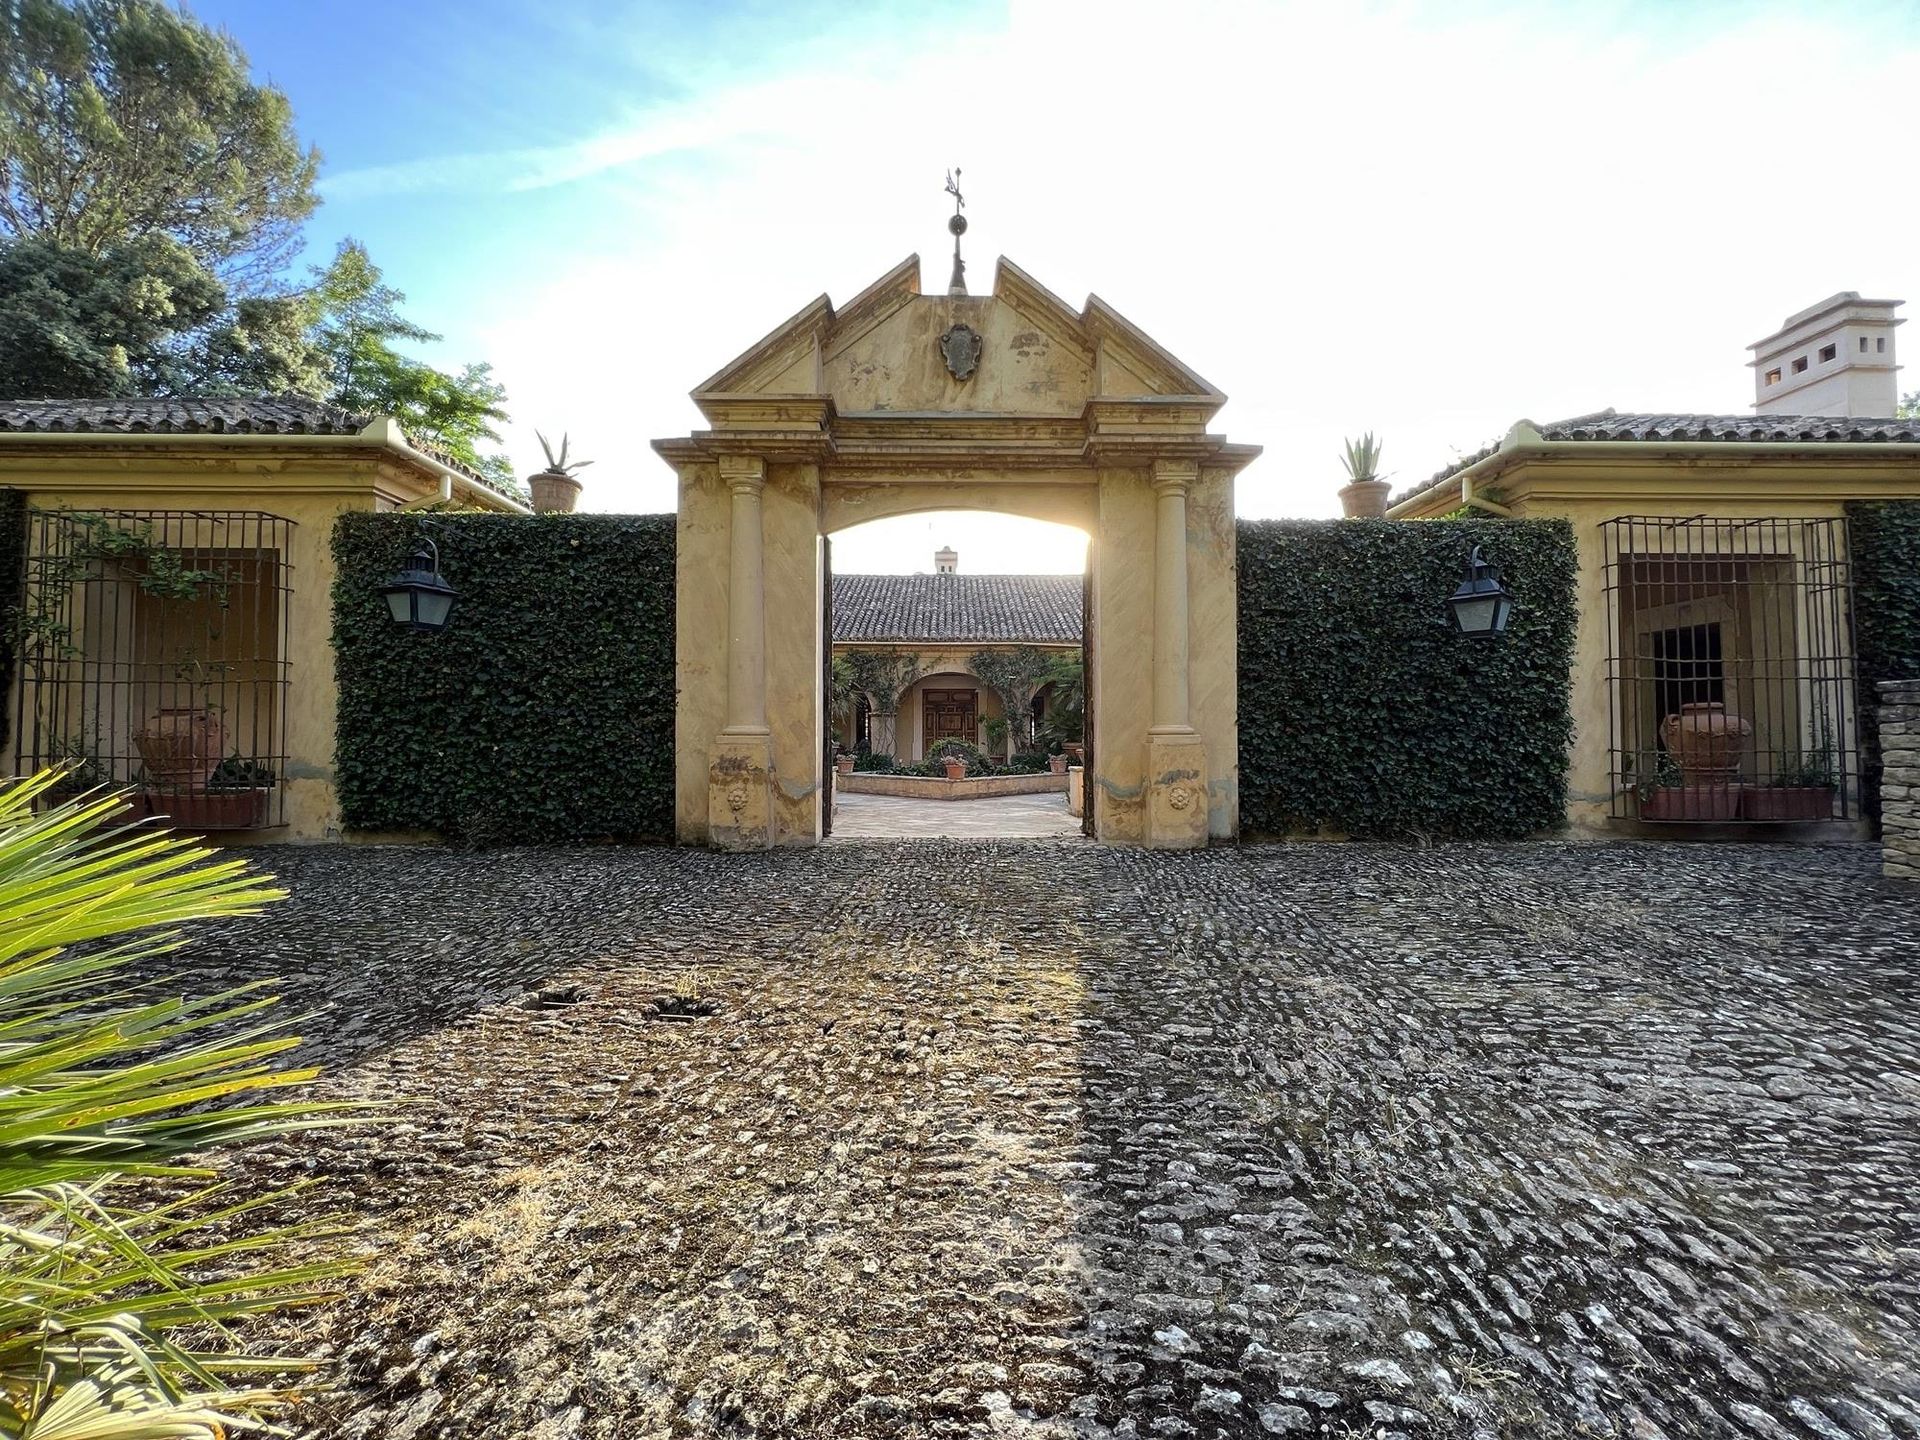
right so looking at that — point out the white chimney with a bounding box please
[1749,292,1903,417]
[934,546,958,574]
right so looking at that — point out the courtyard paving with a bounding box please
[184,840,1920,1440]
[831,789,1085,840]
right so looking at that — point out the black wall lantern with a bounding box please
[1447,545,1514,637]
[381,537,457,633]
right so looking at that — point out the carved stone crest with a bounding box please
[938,323,983,381]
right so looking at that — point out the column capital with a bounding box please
[717,453,767,492]
[1151,457,1200,494]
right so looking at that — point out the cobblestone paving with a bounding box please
[182,840,1920,1440]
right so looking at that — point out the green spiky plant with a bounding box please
[534,431,592,476]
[1340,433,1385,483]
[0,773,359,1438]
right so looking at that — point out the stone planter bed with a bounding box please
[837,770,1067,800]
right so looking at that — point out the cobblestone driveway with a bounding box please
[189,841,1920,1440]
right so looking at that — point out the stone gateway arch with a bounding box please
[654,254,1258,850]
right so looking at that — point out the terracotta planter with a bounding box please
[1660,702,1751,785]
[1338,477,1392,519]
[835,755,855,775]
[1062,742,1085,764]
[1640,784,1741,822]
[1741,786,1836,823]
[528,471,582,515]
[148,787,270,830]
[133,707,226,788]
[1049,754,1069,775]
[942,758,967,781]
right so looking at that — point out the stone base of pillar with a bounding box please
[708,732,776,851]
[1146,729,1209,850]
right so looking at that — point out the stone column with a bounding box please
[1879,679,1920,881]
[1146,458,1208,849]
[708,455,776,849]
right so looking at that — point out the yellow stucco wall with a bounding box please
[1405,453,1920,830]
[0,444,509,842]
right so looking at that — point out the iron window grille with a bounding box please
[1601,515,1858,824]
[11,509,295,830]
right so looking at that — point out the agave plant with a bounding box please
[534,430,593,476]
[1340,432,1385,483]
[0,773,360,1438]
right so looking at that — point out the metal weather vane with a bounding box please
[945,167,968,297]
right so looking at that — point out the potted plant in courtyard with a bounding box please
[1742,750,1838,822]
[1635,748,1686,821]
[133,654,229,791]
[529,430,592,514]
[1337,432,1391,518]
[1658,701,1751,821]
[153,755,274,830]
[835,750,856,776]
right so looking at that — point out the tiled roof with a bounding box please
[0,397,370,435]
[0,397,526,505]
[1402,409,1920,502]
[832,574,1083,644]
[1534,412,1920,444]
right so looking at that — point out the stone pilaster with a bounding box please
[709,455,775,850]
[1147,458,1208,849]
[1879,679,1920,882]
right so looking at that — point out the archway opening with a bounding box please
[824,510,1089,842]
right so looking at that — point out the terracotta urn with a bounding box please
[528,470,582,515]
[1049,754,1069,775]
[835,754,855,775]
[133,706,226,788]
[942,757,967,781]
[1660,702,1751,784]
[1338,478,1392,519]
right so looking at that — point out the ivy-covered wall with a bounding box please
[333,513,675,843]
[1847,500,1920,822]
[0,490,23,754]
[1237,518,1578,839]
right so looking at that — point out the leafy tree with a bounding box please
[304,241,510,480]
[1898,390,1919,419]
[968,646,1059,759]
[1,0,319,290]
[0,233,221,396]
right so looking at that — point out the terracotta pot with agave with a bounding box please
[1337,432,1392,518]
[528,429,591,514]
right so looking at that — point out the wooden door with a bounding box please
[921,688,977,753]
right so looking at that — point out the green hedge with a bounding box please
[1847,501,1920,822]
[333,513,675,842]
[1237,518,1577,838]
[0,490,22,754]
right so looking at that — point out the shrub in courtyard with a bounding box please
[1238,518,1577,838]
[0,773,356,1436]
[928,738,991,775]
[333,512,675,842]
[854,751,893,773]
[1848,500,1920,821]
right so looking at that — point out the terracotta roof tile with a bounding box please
[1400,409,1920,502]
[0,397,369,435]
[832,574,1083,644]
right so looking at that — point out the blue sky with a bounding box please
[190,0,1920,570]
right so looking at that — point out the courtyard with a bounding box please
[191,840,1920,1440]
[830,790,1086,841]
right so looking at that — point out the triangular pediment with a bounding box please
[693,255,1222,421]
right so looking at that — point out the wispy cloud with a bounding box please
[347,0,1920,565]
